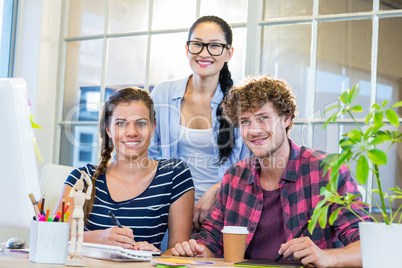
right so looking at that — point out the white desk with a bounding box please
[0,247,235,268]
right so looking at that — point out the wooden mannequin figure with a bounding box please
[65,171,92,266]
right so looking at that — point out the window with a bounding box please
[0,0,17,77]
[57,0,402,210]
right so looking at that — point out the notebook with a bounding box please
[75,242,160,261]
[235,258,303,268]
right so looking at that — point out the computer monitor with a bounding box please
[0,78,41,229]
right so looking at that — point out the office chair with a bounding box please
[39,163,75,212]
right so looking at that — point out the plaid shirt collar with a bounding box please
[247,139,301,186]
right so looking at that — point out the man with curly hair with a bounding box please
[171,76,369,267]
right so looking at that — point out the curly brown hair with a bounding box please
[222,75,298,134]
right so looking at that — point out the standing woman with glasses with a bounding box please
[149,16,250,233]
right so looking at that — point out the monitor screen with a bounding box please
[0,78,41,229]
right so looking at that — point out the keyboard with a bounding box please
[72,242,160,261]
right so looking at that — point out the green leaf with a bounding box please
[363,125,374,141]
[347,129,362,142]
[356,155,369,184]
[350,105,363,113]
[374,112,383,126]
[386,109,399,127]
[370,135,390,146]
[367,149,387,165]
[319,206,329,229]
[390,101,402,108]
[371,104,381,110]
[322,114,338,129]
[349,85,360,103]
[365,112,374,124]
[339,91,349,105]
[308,215,318,235]
[371,123,386,135]
[340,139,355,147]
[322,105,342,117]
[382,100,389,108]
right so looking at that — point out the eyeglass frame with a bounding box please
[186,41,232,56]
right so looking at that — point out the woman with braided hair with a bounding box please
[149,15,250,231]
[55,87,194,252]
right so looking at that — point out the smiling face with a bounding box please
[106,101,155,162]
[186,22,233,79]
[240,101,291,160]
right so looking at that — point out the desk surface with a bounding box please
[0,248,235,268]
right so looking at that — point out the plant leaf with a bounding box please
[386,109,399,127]
[365,112,374,124]
[349,84,360,104]
[322,105,342,117]
[372,189,380,194]
[367,149,387,165]
[370,134,390,146]
[350,105,363,113]
[382,100,389,108]
[356,155,369,184]
[322,113,338,129]
[371,104,381,110]
[347,129,362,142]
[374,112,383,125]
[339,91,349,105]
[319,206,329,229]
[329,208,342,225]
[390,101,402,108]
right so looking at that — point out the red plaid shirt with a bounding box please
[195,140,371,257]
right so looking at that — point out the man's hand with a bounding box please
[278,237,333,268]
[171,239,208,257]
[193,183,220,229]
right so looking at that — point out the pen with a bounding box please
[64,201,70,212]
[275,220,310,262]
[53,214,60,222]
[39,195,45,216]
[108,210,123,228]
[61,197,65,223]
[45,205,50,221]
[64,211,71,222]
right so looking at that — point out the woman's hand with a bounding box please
[94,226,135,249]
[131,241,161,252]
[193,183,220,229]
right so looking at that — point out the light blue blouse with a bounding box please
[148,76,251,199]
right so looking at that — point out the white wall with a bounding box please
[0,0,62,243]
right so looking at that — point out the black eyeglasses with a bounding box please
[186,41,231,56]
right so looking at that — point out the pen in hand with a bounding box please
[275,220,310,263]
[108,210,123,228]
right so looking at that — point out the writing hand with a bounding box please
[131,241,160,252]
[98,226,135,249]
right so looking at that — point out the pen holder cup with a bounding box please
[29,220,70,264]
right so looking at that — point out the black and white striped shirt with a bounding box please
[65,158,194,249]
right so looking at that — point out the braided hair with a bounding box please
[83,87,155,223]
[188,15,234,164]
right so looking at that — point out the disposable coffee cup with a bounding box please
[221,226,249,262]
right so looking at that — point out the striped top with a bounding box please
[65,158,194,249]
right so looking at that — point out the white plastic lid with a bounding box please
[221,226,249,234]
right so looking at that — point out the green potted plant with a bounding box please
[308,85,402,268]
